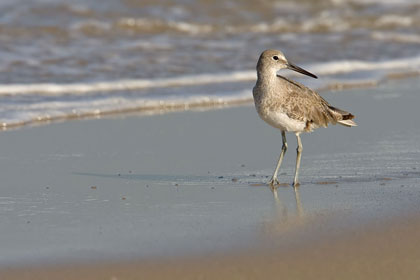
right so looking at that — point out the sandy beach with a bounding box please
[1,77,420,279]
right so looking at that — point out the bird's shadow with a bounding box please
[72,172,260,186]
[73,169,420,187]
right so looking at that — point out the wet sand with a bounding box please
[3,214,420,280]
[1,78,420,278]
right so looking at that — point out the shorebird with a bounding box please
[253,49,356,187]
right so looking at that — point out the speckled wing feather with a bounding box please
[277,75,354,131]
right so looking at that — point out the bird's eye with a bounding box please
[272,56,279,61]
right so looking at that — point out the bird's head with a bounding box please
[257,49,317,79]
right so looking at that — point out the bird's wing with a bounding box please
[277,76,337,128]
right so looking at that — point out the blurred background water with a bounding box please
[0,0,419,128]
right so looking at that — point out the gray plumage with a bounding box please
[253,49,356,187]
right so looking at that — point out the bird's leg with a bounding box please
[293,133,303,187]
[269,131,287,186]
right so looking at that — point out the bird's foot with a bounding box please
[293,181,300,187]
[268,177,280,187]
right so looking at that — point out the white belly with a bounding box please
[259,110,305,132]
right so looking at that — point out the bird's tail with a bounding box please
[328,106,357,127]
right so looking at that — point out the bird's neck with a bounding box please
[256,67,278,86]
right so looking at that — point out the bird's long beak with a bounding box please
[286,63,318,79]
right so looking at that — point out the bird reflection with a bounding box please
[271,185,303,217]
[261,186,305,237]
[293,186,304,217]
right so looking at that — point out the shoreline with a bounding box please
[1,70,419,131]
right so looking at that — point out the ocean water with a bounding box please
[0,0,419,128]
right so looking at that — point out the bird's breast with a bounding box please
[253,93,306,132]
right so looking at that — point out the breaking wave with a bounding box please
[1,55,419,129]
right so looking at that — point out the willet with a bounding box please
[253,49,356,187]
